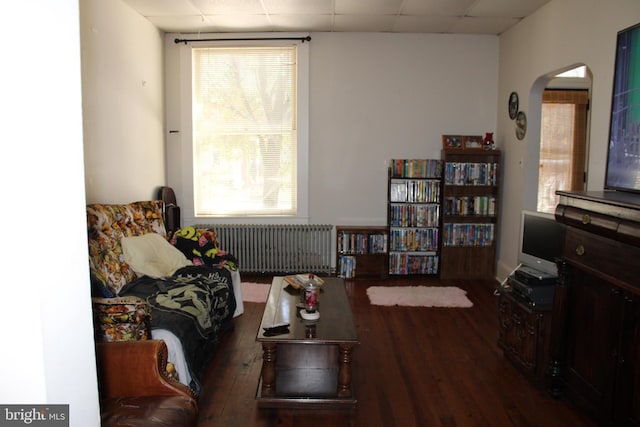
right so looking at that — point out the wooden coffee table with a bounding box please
[256,276,359,408]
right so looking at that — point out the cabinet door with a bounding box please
[498,292,550,380]
[563,267,620,423]
[613,290,640,427]
[500,296,535,370]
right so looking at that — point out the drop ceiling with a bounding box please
[122,0,552,35]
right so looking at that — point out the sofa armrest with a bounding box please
[96,340,197,401]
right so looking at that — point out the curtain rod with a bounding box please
[174,36,311,44]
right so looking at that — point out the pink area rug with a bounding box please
[241,282,271,303]
[366,286,473,308]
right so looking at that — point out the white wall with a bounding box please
[309,33,498,225]
[0,1,101,426]
[80,0,640,284]
[81,0,165,204]
[165,32,499,226]
[495,0,640,280]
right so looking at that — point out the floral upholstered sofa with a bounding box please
[87,200,243,395]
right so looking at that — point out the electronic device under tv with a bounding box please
[605,21,640,193]
[517,210,565,277]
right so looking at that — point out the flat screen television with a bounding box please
[605,22,640,192]
[518,210,565,276]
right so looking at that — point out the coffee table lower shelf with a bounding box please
[256,367,356,408]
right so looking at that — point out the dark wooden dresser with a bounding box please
[549,190,640,426]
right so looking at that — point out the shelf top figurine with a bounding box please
[483,133,495,150]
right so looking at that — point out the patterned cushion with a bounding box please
[91,268,116,298]
[92,296,151,342]
[87,201,166,295]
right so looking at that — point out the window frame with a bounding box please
[166,34,310,225]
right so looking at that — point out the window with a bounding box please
[537,89,589,213]
[189,42,307,218]
[555,66,586,78]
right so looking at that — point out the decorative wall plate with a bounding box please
[515,111,527,140]
[509,92,519,120]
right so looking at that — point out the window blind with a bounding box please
[538,89,589,213]
[192,46,298,216]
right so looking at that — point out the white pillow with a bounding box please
[122,233,193,278]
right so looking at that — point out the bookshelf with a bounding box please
[387,159,442,276]
[440,150,501,279]
[336,226,388,279]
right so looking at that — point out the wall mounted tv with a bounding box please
[605,22,640,193]
[518,210,565,276]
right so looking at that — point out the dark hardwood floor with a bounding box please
[196,275,595,427]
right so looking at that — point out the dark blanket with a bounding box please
[119,265,236,395]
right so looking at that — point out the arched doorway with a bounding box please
[535,65,592,213]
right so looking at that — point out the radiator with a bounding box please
[197,224,333,274]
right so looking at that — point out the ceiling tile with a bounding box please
[147,15,211,32]
[205,14,273,32]
[191,0,265,15]
[122,0,200,16]
[269,14,333,32]
[393,15,460,33]
[336,0,404,15]
[467,0,551,18]
[401,0,476,16]
[448,16,521,34]
[262,0,334,15]
[123,0,551,35]
[333,15,396,32]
